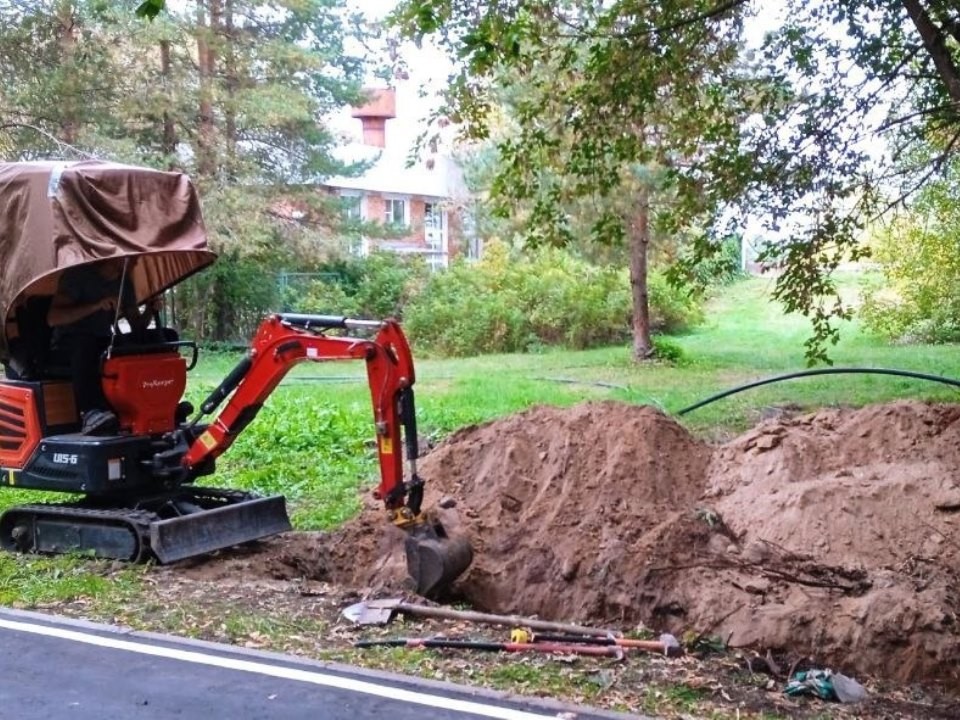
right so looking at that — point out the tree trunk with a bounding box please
[195,0,221,179]
[159,39,177,162]
[223,0,238,180]
[902,0,960,105]
[56,2,78,144]
[629,186,654,361]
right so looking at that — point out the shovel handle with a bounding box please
[396,603,618,637]
[355,637,622,657]
[531,632,674,653]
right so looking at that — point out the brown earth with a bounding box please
[183,400,960,688]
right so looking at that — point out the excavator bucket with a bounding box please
[404,524,473,597]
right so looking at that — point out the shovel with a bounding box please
[341,598,620,637]
[354,636,624,659]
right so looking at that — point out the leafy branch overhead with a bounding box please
[393,0,960,363]
[135,0,166,19]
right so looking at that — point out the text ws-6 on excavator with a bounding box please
[0,160,471,596]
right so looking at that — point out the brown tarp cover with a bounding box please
[0,160,217,360]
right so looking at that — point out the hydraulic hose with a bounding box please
[676,367,960,416]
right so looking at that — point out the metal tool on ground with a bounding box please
[341,598,620,637]
[509,629,684,658]
[354,637,624,659]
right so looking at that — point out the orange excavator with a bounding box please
[0,161,471,596]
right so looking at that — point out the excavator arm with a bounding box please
[181,314,471,594]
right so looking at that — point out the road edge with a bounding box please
[0,606,650,720]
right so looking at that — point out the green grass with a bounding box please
[0,553,142,607]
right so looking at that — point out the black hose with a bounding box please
[676,367,960,416]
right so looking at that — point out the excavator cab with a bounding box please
[0,161,471,595]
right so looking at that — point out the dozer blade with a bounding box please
[150,494,292,563]
[405,530,473,597]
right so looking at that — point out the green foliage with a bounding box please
[651,337,688,365]
[860,166,960,343]
[292,252,430,320]
[295,277,358,317]
[403,242,702,356]
[406,264,533,356]
[175,249,282,343]
[678,235,744,289]
[647,273,704,334]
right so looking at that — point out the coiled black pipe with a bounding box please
[676,367,960,416]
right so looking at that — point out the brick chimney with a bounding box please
[351,88,396,148]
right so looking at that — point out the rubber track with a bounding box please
[0,504,157,561]
[0,488,267,562]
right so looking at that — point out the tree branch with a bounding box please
[902,0,960,106]
[548,0,749,40]
[651,0,749,37]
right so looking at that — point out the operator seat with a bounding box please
[5,296,58,381]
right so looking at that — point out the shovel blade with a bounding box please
[405,531,473,597]
[341,598,400,625]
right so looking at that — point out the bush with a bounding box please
[651,337,688,364]
[404,241,703,356]
[403,261,535,355]
[291,252,429,320]
[647,272,704,333]
[860,207,960,343]
[187,242,705,356]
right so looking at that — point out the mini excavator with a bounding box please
[0,161,471,596]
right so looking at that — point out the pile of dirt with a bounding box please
[698,402,960,682]
[261,399,960,684]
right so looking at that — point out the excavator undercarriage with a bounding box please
[0,488,290,564]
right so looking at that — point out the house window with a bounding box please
[341,193,362,221]
[423,202,448,270]
[424,202,443,237]
[384,198,408,226]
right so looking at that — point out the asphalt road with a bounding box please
[0,609,639,720]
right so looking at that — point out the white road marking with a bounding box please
[0,618,564,720]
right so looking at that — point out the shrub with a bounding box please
[403,261,534,355]
[404,241,703,356]
[651,337,688,364]
[290,252,429,320]
[860,206,960,343]
[680,235,744,288]
[220,242,704,357]
[648,272,704,333]
[298,279,359,317]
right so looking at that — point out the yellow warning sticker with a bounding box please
[199,431,217,450]
[379,436,393,455]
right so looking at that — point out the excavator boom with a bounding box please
[182,314,471,595]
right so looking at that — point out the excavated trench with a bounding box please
[200,401,960,683]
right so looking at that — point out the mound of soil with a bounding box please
[243,399,960,684]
